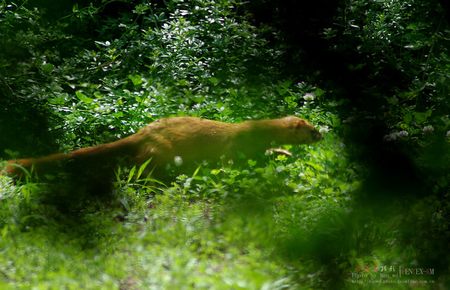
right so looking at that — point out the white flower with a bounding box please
[422,125,434,133]
[446,131,450,138]
[303,93,315,101]
[384,130,409,141]
[174,156,183,167]
[319,126,330,134]
[398,130,409,137]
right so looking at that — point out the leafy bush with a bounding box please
[327,0,449,151]
[0,0,448,289]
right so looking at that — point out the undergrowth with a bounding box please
[0,0,448,289]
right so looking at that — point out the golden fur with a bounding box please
[2,116,322,177]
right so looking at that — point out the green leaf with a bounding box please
[41,63,54,74]
[127,166,136,183]
[403,113,413,124]
[314,88,325,97]
[208,77,219,86]
[247,159,257,167]
[137,159,152,179]
[128,74,143,86]
[192,166,201,178]
[93,91,103,99]
[75,91,93,103]
[48,94,67,105]
[414,110,432,124]
[211,169,221,175]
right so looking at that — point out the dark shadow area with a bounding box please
[245,0,450,287]
[1,170,124,250]
[0,91,59,159]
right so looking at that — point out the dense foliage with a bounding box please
[0,0,448,289]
